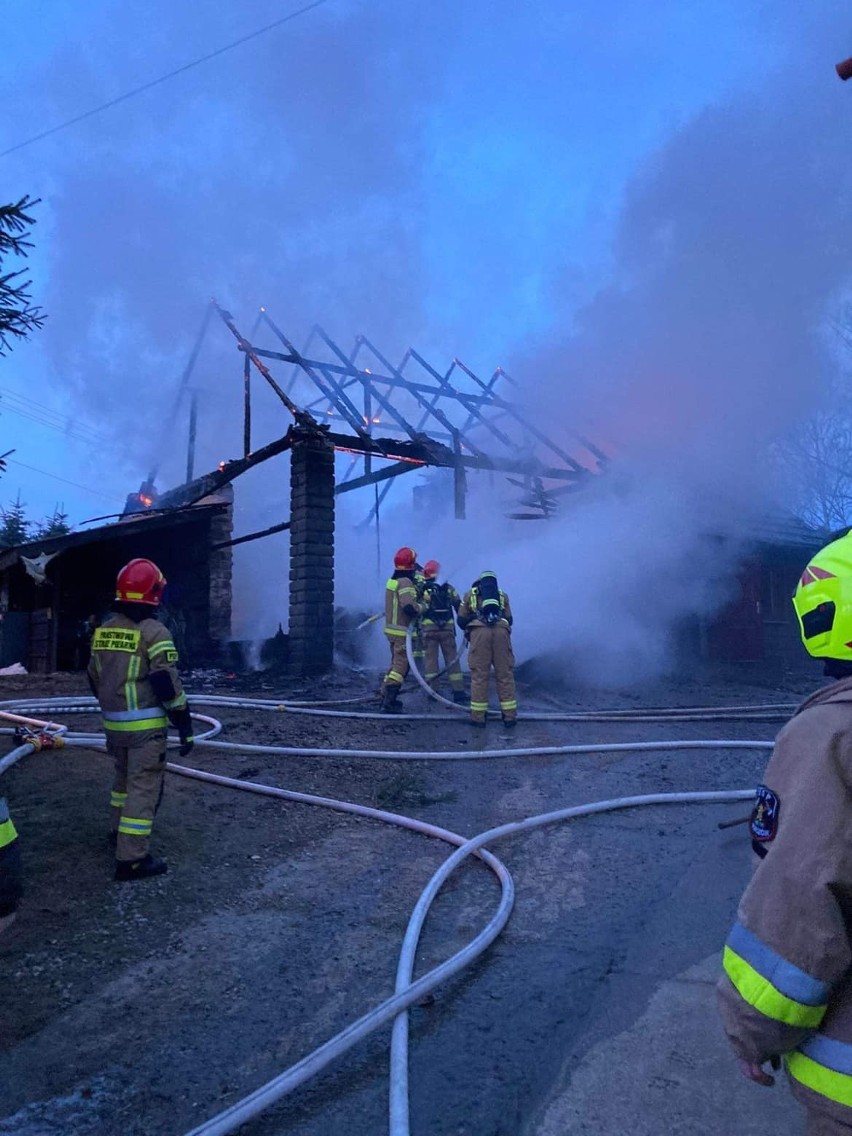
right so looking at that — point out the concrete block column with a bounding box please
[288,429,335,675]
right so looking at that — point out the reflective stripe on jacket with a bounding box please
[0,797,17,850]
[717,676,852,1124]
[0,795,22,915]
[87,614,185,743]
[457,588,513,630]
[384,573,421,637]
[420,581,461,627]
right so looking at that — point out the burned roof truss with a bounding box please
[165,300,606,539]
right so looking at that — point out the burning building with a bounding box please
[0,487,233,673]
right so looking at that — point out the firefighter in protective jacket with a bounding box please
[0,796,22,931]
[88,558,194,881]
[457,570,516,727]
[718,530,852,1133]
[420,560,466,704]
[381,547,423,713]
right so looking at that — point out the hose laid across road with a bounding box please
[0,693,775,1136]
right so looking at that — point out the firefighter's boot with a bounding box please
[381,683,403,714]
[114,853,168,882]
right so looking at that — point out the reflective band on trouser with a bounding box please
[0,816,17,850]
[110,791,128,809]
[118,816,153,837]
[788,1036,852,1108]
[385,626,407,638]
[386,671,404,684]
[723,923,829,1028]
[471,701,488,721]
[500,700,518,711]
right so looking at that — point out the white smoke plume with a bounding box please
[4,2,851,681]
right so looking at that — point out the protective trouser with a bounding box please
[412,626,425,667]
[805,1110,852,1135]
[423,627,464,692]
[383,634,410,687]
[108,733,167,862]
[467,624,517,723]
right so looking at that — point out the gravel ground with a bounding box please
[0,663,822,1136]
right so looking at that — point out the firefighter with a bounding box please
[457,570,517,728]
[420,560,466,704]
[718,530,852,1133]
[88,558,194,881]
[0,796,22,933]
[410,558,427,671]
[381,546,423,713]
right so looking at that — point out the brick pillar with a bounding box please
[289,429,335,675]
[207,490,233,650]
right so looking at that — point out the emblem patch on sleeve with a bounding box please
[750,785,780,842]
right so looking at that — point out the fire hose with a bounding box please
[0,692,776,1135]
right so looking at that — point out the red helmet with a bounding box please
[423,560,440,580]
[115,558,167,606]
[393,546,417,571]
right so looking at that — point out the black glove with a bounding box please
[168,705,195,757]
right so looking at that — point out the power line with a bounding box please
[0,396,112,447]
[0,385,122,445]
[0,0,332,159]
[5,458,120,503]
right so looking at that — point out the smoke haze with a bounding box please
[4,1,851,678]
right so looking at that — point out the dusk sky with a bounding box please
[2,0,814,529]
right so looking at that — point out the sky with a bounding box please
[2,1,851,668]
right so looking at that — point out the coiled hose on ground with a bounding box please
[0,690,777,1136]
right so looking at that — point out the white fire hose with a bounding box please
[0,693,774,1136]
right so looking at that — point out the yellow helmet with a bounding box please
[793,532,852,659]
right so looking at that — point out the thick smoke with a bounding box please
[347,6,852,684]
[4,2,851,679]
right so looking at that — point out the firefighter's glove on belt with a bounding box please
[178,734,195,758]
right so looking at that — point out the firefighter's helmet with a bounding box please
[792,532,852,659]
[115,558,167,606]
[394,547,417,571]
[423,560,440,580]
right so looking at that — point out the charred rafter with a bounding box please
[170,301,605,523]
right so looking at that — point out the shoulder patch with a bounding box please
[750,784,781,842]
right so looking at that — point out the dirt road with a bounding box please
[0,667,817,1135]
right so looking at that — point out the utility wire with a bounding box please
[0,397,111,447]
[5,458,120,503]
[0,0,332,159]
[0,383,110,431]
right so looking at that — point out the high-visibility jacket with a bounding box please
[384,572,422,638]
[718,676,852,1126]
[0,796,22,917]
[87,613,186,745]
[420,581,461,628]
[457,586,513,631]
